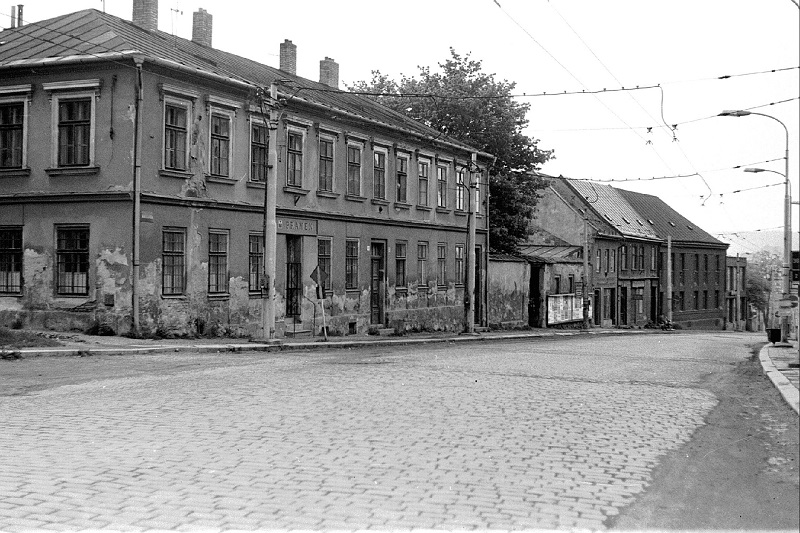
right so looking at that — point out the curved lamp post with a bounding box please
[720,110,792,342]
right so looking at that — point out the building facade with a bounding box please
[0,3,491,337]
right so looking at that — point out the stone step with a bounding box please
[284,329,312,338]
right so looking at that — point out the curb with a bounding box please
[758,345,800,415]
[2,328,655,359]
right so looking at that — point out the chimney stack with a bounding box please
[9,6,15,29]
[192,8,212,47]
[16,4,22,27]
[279,39,297,75]
[319,57,339,89]
[132,0,158,32]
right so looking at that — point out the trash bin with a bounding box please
[767,328,782,343]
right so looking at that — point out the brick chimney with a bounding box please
[192,8,212,47]
[279,39,297,75]
[132,0,158,32]
[16,4,23,27]
[319,57,339,89]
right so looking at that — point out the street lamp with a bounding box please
[720,110,792,342]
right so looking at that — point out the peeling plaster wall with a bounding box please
[488,260,530,327]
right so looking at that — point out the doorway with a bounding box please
[286,236,302,318]
[475,245,483,326]
[370,241,386,325]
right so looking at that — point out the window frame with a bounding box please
[345,239,359,290]
[454,244,465,286]
[418,241,429,290]
[318,134,335,192]
[208,107,234,178]
[162,228,186,296]
[43,81,100,171]
[0,90,29,170]
[0,226,23,294]
[55,225,90,297]
[249,233,264,293]
[317,237,332,294]
[455,169,466,211]
[208,230,229,295]
[395,241,407,288]
[436,164,448,208]
[373,147,387,200]
[396,155,408,203]
[286,128,304,187]
[249,119,268,183]
[164,97,191,172]
[436,243,447,288]
[418,158,430,207]
[347,142,363,197]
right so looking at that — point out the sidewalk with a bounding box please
[759,342,800,415]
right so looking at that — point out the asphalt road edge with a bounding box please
[759,345,800,415]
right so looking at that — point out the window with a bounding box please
[210,112,232,177]
[165,102,189,171]
[679,291,685,311]
[679,253,686,284]
[56,227,89,296]
[595,248,601,273]
[319,137,334,192]
[418,242,428,289]
[317,238,332,293]
[568,275,575,294]
[704,254,709,284]
[455,244,464,286]
[162,229,186,296]
[456,170,466,211]
[621,246,628,270]
[345,239,359,290]
[554,275,562,294]
[694,254,700,284]
[475,179,482,215]
[703,290,709,309]
[651,248,657,271]
[286,131,303,187]
[249,234,264,292]
[716,255,721,284]
[250,122,268,183]
[0,102,24,168]
[437,243,446,287]
[208,231,228,294]
[395,242,407,287]
[0,227,22,293]
[58,99,91,167]
[693,290,699,310]
[638,246,645,271]
[347,145,361,196]
[418,160,430,206]
[610,250,616,273]
[604,249,610,273]
[437,165,447,208]
[373,149,386,199]
[715,290,720,308]
[396,156,408,203]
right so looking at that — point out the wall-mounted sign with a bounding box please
[277,218,317,235]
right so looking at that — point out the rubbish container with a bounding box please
[767,328,782,343]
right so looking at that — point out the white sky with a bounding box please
[9,0,800,256]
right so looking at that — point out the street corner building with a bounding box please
[0,2,491,338]
[523,175,735,330]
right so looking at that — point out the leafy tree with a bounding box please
[349,49,553,253]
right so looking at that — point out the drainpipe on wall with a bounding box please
[131,57,144,335]
[464,153,477,334]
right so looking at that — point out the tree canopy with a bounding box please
[349,49,554,253]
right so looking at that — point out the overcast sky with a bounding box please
[9,0,800,255]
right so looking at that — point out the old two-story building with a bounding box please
[0,2,491,337]
[526,176,728,329]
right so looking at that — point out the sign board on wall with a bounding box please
[547,294,591,325]
[277,218,317,235]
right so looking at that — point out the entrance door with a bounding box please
[286,236,302,318]
[620,287,628,325]
[593,289,601,325]
[650,286,658,322]
[529,266,540,327]
[370,242,386,325]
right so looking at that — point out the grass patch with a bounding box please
[0,327,63,349]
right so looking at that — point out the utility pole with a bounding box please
[666,236,673,324]
[464,153,477,334]
[260,84,279,340]
[582,213,589,329]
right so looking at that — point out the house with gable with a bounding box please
[0,1,492,337]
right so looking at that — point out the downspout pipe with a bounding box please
[132,57,144,335]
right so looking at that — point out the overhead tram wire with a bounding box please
[571,157,784,183]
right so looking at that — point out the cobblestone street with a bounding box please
[0,332,795,530]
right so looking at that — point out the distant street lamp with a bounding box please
[720,110,792,342]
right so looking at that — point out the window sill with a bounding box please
[371,198,389,206]
[345,194,367,202]
[161,294,187,300]
[246,180,265,189]
[160,169,193,179]
[207,175,237,184]
[0,167,31,178]
[415,205,432,212]
[207,293,230,301]
[393,201,411,210]
[454,210,467,217]
[284,186,310,195]
[316,190,340,199]
[436,207,451,214]
[0,292,22,297]
[46,166,100,177]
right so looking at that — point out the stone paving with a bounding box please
[0,333,743,531]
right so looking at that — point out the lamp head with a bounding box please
[743,168,764,173]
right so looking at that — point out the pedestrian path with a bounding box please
[759,342,800,415]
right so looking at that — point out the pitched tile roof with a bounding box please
[517,245,584,264]
[0,9,482,155]
[617,188,727,247]
[565,179,660,240]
